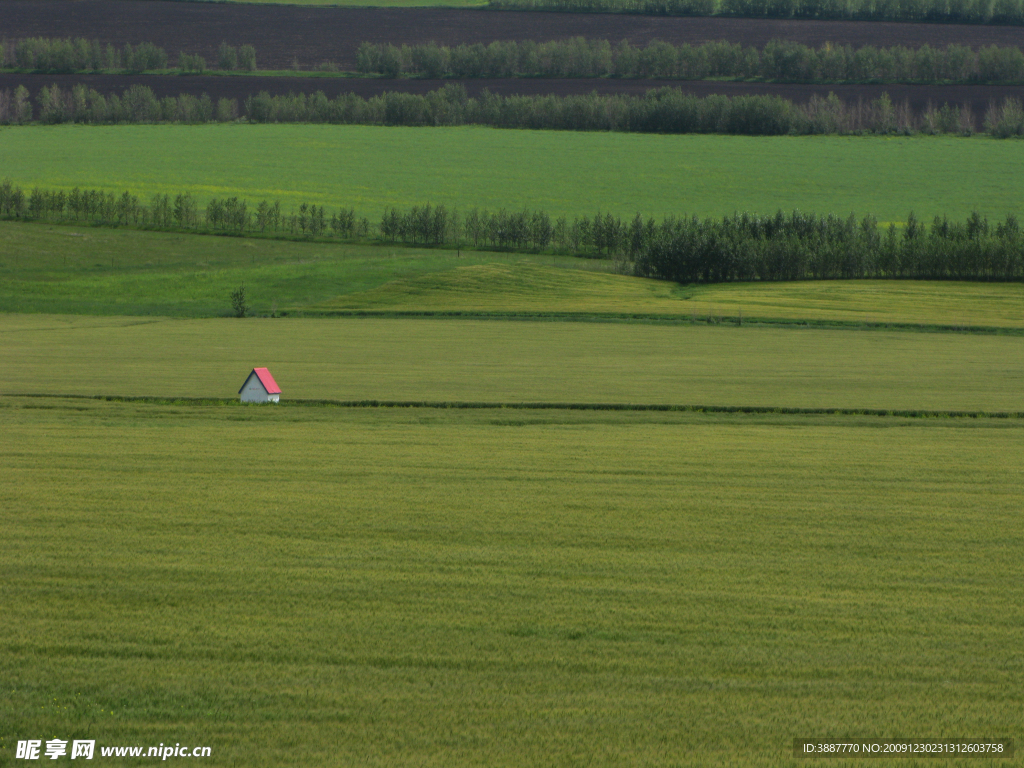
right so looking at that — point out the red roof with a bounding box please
[251,367,281,394]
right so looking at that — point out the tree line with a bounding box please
[0,181,371,238]
[357,39,1024,83]
[1,180,1021,282]
[382,205,1024,282]
[0,37,255,73]
[631,211,1024,282]
[6,81,1024,137]
[488,0,1024,25]
[5,84,242,124]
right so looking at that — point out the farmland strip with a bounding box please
[3,186,1023,282]
[5,1,1024,72]
[5,81,1024,135]
[8,393,1024,419]
[3,74,1022,117]
[353,39,1024,83]
[490,0,1024,25]
[10,37,1024,84]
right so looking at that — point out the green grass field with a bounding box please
[316,262,1024,327]
[0,221,616,317]
[4,313,1023,410]
[2,398,1021,766]
[4,222,1024,328]
[1,126,1021,222]
[3,117,1023,765]
[5,252,1023,764]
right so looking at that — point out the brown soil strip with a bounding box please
[4,1,1024,70]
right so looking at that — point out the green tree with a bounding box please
[230,284,248,318]
[238,45,257,71]
[216,98,238,122]
[217,43,238,71]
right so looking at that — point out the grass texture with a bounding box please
[315,261,1024,328]
[3,313,1023,411]
[1,126,1022,222]
[0,222,617,317]
[3,222,1024,328]
[1,399,1021,766]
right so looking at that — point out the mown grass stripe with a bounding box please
[5,393,1022,419]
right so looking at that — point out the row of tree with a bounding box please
[212,43,257,73]
[357,39,1024,83]
[242,88,1024,137]
[0,37,255,73]
[632,211,1024,282]
[0,38,167,73]
[488,0,1024,25]
[1,180,1021,282]
[0,183,372,239]
[3,81,1023,136]
[22,84,240,124]
[7,82,1024,137]
[383,205,1024,282]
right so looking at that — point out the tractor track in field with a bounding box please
[8,392,1024,418]
[4,0,1024,71]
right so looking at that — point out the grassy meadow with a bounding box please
[3,313,1024,411]
[0,221,619,317]
[4,277,1023,765]
[4,222,1024,328]
[673,279,1024,328]
[316,261,1024,327]
[1,398,1022,766]
[3,96,1023,766]
[1,126,1022,222]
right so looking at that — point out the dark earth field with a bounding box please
[5,0,1024,70]
[5,72,1022,116]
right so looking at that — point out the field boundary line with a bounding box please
[292,310,1024,334]
[5,393,1022,419]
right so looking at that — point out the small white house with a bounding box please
[239,367,281,403]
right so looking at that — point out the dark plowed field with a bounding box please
[4,1,1024,70]
[5,73,1021,116]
